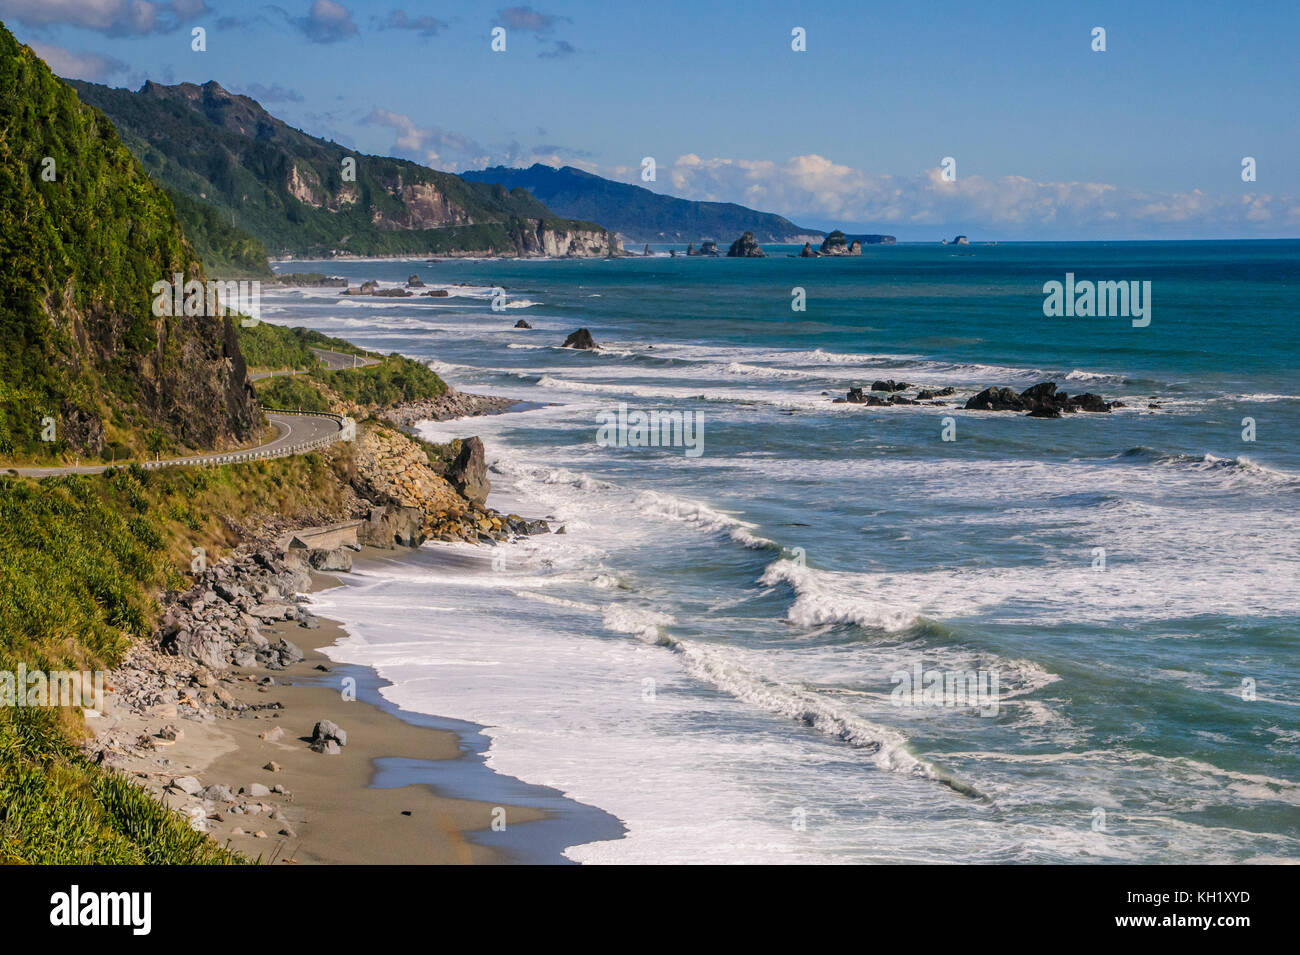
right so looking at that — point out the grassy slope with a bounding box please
[239,322,447,411]
[0,453,353,863]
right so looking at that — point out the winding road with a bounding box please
[7,411,350,478]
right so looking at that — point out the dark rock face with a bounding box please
[421,289,450,297]
[800,242,817,258]
[407,274,425,287]
[871,379,910,392]
[307,547,353,572]
[965,387,1028,411]
[447,436,490,505]
[562,328,597,349]
[842,387,887,406]
[726,231,766,257]
[953,235,970,245]
[819,230,862,256]
[360,505,426,549]
[916,387,955,400]
[965,381,1123,415]
[686,242,696,256]
[514,319,532,329]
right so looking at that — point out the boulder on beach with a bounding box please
[406,274,425,287]
[871,379,909,393]
[514,319,532,329]
[726,231,766,257]
[307,547,352,572]
[562,328,597,349]
[310,719,347,753]
[447,436,490,505]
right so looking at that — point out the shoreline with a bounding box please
[92,546,624,864]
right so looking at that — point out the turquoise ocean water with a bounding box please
[269,241,1299,863]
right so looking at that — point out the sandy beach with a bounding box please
[92,549,621,864]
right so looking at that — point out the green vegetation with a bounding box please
[165,189,272,278]
[0,453,353,863]
[236,321,368,370]
[240,321,446,410]
[0,26,257,463]
[251,355,447,412]
[319,355,447,407]
[69,79,616,259]
[255,375,330,412]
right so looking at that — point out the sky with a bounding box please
[3,0,1298,240]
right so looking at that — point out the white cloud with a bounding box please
[28,41,127,80]
[649,153,1300,238]
[0,0,207,35]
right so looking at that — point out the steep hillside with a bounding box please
[70,80,621,260]
[0,25,258,461]
[463,163,826,244]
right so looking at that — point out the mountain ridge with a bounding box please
[68,79,621,263]
[461,163,896,246]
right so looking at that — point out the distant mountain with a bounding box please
[0,26,258,459]
[68,80,620,263]
[462,163,896,246]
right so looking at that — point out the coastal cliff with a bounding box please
[0,25,259,461]
[68,79,620,263]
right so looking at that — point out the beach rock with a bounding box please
[406,274,425,287]
[514,319,532,329]
[916,387,955,400]
[308,547,353,572]
[264,761,281,773]
[311,719,347,749]
[446,436,490,505]
[259,726,285,742]
[726,231,766,257]
[244,783,272,798]
[699,240,719,256]
[171,775,202,796]
[272,639,304,666]
[202,784,236,803]
[421,289,450,297]
[311,739,341,755]
[965,387,1028,411]
[799,242,818,258]
[562,328,597,349]
[871,379,909,393]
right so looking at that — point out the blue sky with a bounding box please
[4,0,1298,239]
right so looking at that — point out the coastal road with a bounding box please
[310,347,379,371]
[246,348,379,381]
[6,412,347,478]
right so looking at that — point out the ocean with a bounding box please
[266,240,1300,863]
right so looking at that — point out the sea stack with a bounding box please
[818,230,862,256]
[562,328,597,349]
[727,231,765,257]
